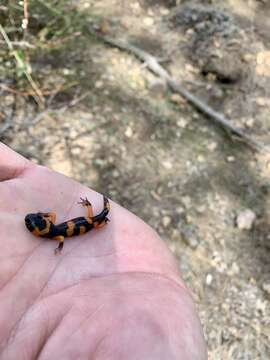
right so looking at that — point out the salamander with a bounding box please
[25,196,110,254]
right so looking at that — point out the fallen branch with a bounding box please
[89,28,264,152]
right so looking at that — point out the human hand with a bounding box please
[0,142,207,359]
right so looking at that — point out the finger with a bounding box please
[0,142,31,181]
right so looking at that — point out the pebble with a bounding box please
[181,224,200,249]
[95,80,104,89]
[160,8,170,16]
[162,160,173,170]
[171,94,186,105]
[69,129,78,139]
[197,155,205,163]
[176,206,185,214]
[244,118,255,128]
[206,273,213,286]
[228,262,240,276]
[143,17,154,26]
[125,127,133,138]
[207,141,218,151]
[236,209,256,230]
[227,156,235,162]
[162,216,172,228]
[256,51,270,76]
[181,195,191,208]
[196,205,206,214]
[176,118,188,128]
[71,147,81,155]
[256,97,268,107]
[262,282,270,295]
[112,169,120,178]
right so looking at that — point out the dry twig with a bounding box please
[0,24,44,107]
[22,0,29,35]
[89,28,265,152]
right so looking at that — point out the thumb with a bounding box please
[0,142,31,181]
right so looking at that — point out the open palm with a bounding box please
[0,143,206,360]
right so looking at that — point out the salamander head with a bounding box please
[25,213,48,233]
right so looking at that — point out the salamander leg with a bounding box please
[47,212,56,224]
[53,235,65,254]
[37,212,56,224]
[94,217,109,229]
[78,197,93,218]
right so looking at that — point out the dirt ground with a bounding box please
[1,0,270,358]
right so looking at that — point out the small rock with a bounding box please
[171,93,186,105]
[181,224,200,249]
[181,195,191,208]
[242,53,253,63]
[244,118,255,128]
[3,95,14,106]
[162,216,172,228]
[176,206,185,214]
[206,273,213,286]
[160,8,170,16]
[125,127,133,138]
[95,80,104,88]
[207,141,217,151]
[162,160,173,170]
[176,118,188,128]
[62,68,71,75]
[69,129,78,139]
[256,51,270,76]
[112,169,120,178]
[186,28,195,36]
[228,262,240,276]
[185,63,199,74]
[256,299,267,314]
[236,209,256,230]
[130,2,140,10]
[196,205,206,214]
[71,147,81,155]
[262,282,270,295]
[143,17,154,26]
[197,155,205,163]
[185,214,193,224]
[256,97,268,107]
[227,156,235,162]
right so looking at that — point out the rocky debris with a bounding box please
[236,209,256,230]
[180,223,201,249]
[162,215,172,228]
[169,4,238,39]
[169,4,245,83]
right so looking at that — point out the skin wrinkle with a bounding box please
[2,247,187,342]
[3,271,189,356]
[0,158,32,183]
[35,304,72,360]
[1,261,197,358]
[2,248,67,353]
[67,304,106,339]
[91,333,110,360]
[31,271,188,307]
[0,243,41,293]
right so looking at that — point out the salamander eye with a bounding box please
[25,216,32,227]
